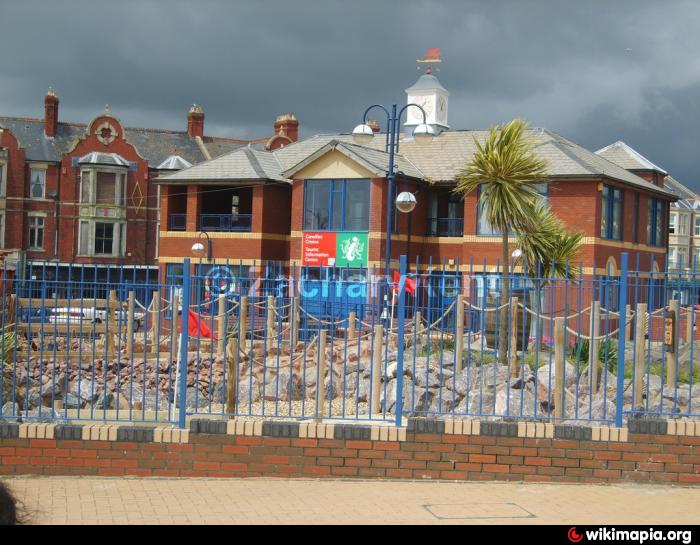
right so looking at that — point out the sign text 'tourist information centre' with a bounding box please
[302,232,368,267]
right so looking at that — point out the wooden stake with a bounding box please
[348,311,356,340]
[633,303,647,408]
[217,294,226,355]
[266,296,276,350]
[226,337,238,415]
[687,307,694,345]
[371,324,384,415]
[625,303,632,341]
[149,290,160,352]
[316,329,327,419]
[509,296,519,378]
[666,299,679,388]
[455,295,465,372]
[553,317,566,419]
[107,290,118,356]
[239,296,248,354]
[590,301,601,395]
[291,296,299,347]
[125,291,135,355]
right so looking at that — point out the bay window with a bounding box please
[303,179,370,231]
[78,220,126,257]
[477,183,548,235]
[79,168,126,206]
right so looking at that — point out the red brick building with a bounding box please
[156,69,675,288]
[0,91,280,284]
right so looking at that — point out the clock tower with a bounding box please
[404,65,449,138]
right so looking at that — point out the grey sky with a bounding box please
[1,0,698,191]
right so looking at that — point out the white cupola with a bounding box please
[404,66,449,137]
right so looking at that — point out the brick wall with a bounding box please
[1,420,697,484]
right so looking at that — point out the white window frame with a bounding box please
[28,213,46,250]
[669,213,676,235]
[29,166,47,200]
[679,214,689,236]
[77,219,126,258]
[79,167,127,207]
[694,216,700,237]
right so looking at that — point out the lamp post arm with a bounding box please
[394,103,428,153]
[361,104,392,152]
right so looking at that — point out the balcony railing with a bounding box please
[169,213,186,231]
[426,217,464,237]
[199,213,252,232]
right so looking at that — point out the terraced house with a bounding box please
[0,90,289,286]
[156,68,676,294]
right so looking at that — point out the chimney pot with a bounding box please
[44,88,59,137]
[187,104,205,137]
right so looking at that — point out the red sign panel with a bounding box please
[302,232,336,266]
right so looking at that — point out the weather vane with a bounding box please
[416,47,442,74]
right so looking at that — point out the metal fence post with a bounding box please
[394,255,407,427]
[178,258,192,429]
[615,252,629,428]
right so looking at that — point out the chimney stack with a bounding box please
[44,88,59,137]
[274,113,299,143]
[187,104,205,138]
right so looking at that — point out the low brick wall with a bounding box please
[0,418,698,485]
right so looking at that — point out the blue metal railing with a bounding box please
[1,254,698,428]
[426,217,464,237]
[169,213,186,231]
[199,214,252,232]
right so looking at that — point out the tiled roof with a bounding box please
[595,140,667,174]
[0,117,257,168]
[666,176,699,210]
[156,128,676,198]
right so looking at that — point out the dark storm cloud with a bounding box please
[1,0,698,190]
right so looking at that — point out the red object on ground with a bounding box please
[392,271,416,296]
[183,309,217,340]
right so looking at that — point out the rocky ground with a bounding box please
[2,336,698,424]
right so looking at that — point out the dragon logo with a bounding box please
[339,236,365,263]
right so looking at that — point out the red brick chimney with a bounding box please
[187,104,205,137]
[274,113,299,143]
[44,88,59,137]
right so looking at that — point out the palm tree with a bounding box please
[516,199,583,280]
[454,118,548,364]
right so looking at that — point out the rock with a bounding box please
[93,391,114,410]
[62,393,84,410]
[142,390,170,411]
[535,362,579,393]
[264,371,304,402]
[493,387,535,417]
[323,376,342,400]
[403,384,431,413]
[1,401,19,417]
[661,386,690,407]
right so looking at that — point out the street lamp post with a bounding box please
[352,104,434,277]
[191,231,212,261]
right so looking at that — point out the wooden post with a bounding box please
[509,296,519,378]
[149,290,160,353]
[348,311,356,340]
[666,299,679,388]
[553,317,566,419]
[125,291,135,355]
[239,296,248,354]
[217,294,226,355]
[316,329,327,419]
[107,289,118,356]
[590,301,601,395]
[266,296,275,350]
[226,337,239,415]
[625,304,632,341]
[291,296,299,347]
[455,295,465,372]
[371,324,384,415]
[633,303,647,408]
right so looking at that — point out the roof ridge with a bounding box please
[595,140,667,174]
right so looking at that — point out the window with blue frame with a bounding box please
[647,198,665,247]
[303,179,370,231]
[477,183,548,235]
[600,185,623,240]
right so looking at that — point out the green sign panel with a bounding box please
[334,232,368,267]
